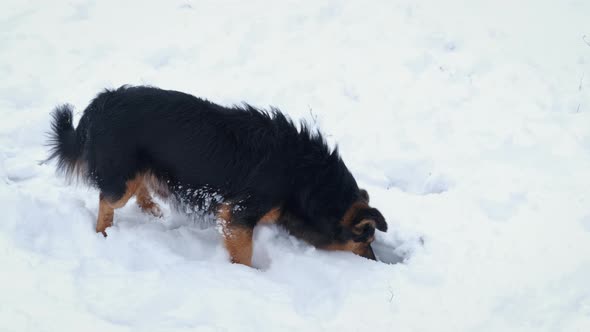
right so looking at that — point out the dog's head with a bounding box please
[322,189,387,260]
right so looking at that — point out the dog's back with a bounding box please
[52,86,297,209]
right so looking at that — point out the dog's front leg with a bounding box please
[216,203,254,267]
[221,224,254,266]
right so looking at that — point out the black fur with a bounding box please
[47,104,87,178]
[47,85,385,250]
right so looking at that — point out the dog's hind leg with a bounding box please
[96,175,142,236]
[135,181,163,218]
[97,194,115,236]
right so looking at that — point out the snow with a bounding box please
[1,0,590,331]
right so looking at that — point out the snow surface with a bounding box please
[1,0,590,331]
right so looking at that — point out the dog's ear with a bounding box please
[351,208,388,243]
[359,188,369,203]
[372,208,387,232]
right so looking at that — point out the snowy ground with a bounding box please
[2,1,590,331]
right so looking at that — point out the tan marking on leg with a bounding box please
[97,194,114,236]
[258,207,281,225]
[217,203,232,224]
[216,203,254,267]
[142,171,170,199]
[96,175,142,236]
[223,226,254,266]
[135,181,163,217]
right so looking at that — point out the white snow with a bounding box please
[1,0,590,331]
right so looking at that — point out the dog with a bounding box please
[47,85,387,266]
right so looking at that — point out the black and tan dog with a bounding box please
[47,85,387,266]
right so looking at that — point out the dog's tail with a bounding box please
[46,104,87,180]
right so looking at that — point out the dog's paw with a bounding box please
[142,202,163,218]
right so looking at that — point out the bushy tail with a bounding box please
[46,105,86,180]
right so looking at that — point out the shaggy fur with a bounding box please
[47,85,387,265]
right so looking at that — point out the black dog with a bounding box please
[47,85,387,266]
